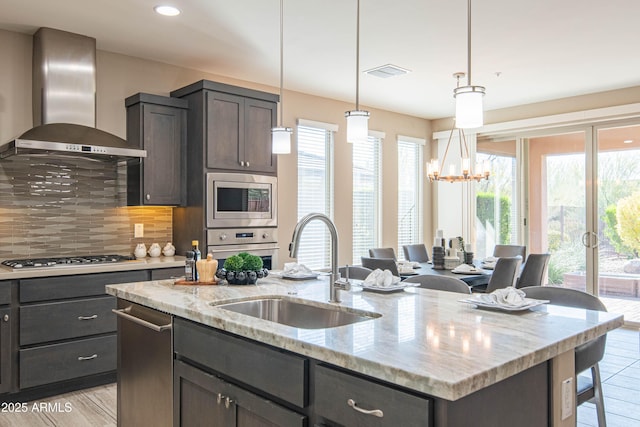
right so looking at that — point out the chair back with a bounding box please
[516,253,551,289]
[522,286,607,374]
[402,244,430,263]
[485,256,522,293]
[360,257,399,277]
[339,265,373,281]
[368,247,397,261]
[493,245,526,259]
[403,275,471,294]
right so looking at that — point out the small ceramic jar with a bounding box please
[134,243,147,259]
[148,243,161,257]
[162,242,176,257]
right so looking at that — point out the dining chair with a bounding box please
[338,265,373,281]
[403,275,471,294]
[368,247,397,261]
[360,257,400,277]
[516,253,551,289]
[484,256,522,293]
[402,244,430,263]
[492,245,527,259]
[522,286,608,427]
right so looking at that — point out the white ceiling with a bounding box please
[1,0,640,120]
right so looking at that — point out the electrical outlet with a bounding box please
[561,377,573,420]
[134,223,144,238]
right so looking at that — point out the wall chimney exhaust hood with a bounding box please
[0,28,146,161]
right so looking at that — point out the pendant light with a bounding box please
[345,0,369,143]
[453,0,485,129]
[271,0,292,154]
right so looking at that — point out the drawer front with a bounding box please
[20,270,148,302]
[150,267,185,281]
[20,296,116,345]
[19,334,116,389]
[0,281,11,305]
[314,364,431,427]
[174,318,308,408]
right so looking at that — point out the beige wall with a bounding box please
[0,29,431,268]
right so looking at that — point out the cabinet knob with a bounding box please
[262,233,269,239]
[225,397,233,409]
[3,314,8,322]
[245,161,250,167]
[240,161,245,166]
[219,233,228,241]
[217,393,223,404]
[146,194,151,201]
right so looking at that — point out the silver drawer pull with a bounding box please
[225,397,233,409]
[217,393,223,404]
[347,399,384,418]
[78,314,98,320]
[78,354,98,361]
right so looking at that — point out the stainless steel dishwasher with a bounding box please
[113,299,172,427]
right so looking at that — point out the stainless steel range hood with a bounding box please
[0,28,146,161]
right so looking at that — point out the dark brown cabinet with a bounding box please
[171,80,278,176]
[173,318,307,427]
[126,93,188,206]
[0,305,11,394]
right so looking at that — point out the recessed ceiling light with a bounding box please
[154,5,181,16]
[623,139,633,144]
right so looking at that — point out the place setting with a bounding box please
[459,287,549,312]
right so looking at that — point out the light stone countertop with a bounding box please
[0,256,186,280]
[106,274,624,401]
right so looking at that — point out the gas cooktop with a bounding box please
[1,254,138,269]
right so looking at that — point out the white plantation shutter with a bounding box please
[352,134,382,264]
[296,121,335,270]
[397,136,424,260]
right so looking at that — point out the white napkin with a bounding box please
[282,262,314,276]
[452,264,480,273]
[396,261,416,274]
[363,269,400,287]
[483,287,526,307]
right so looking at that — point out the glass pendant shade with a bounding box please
[271,127,292,154]
[454,85,485,129]
[345,110,370,143]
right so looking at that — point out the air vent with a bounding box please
[364,64,411,79]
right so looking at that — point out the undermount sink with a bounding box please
[213,297,381,329]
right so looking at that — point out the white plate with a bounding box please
[361,283,407,293]
[459,297,549,312]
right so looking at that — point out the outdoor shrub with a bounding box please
[616,192,640,256]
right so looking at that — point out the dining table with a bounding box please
[399,261,492,291]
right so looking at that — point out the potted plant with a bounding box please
[216,252,269,285]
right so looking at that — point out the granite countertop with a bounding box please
[0,256,186,280]
[106,274,624,401]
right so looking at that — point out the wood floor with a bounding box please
[0,327,638,427]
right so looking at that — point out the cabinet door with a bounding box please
[243,98,277,174]
[141,103,186,205]
[174,360,235,427]
[206,91,244,171]
[0,307,11,394]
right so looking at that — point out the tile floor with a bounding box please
[0,327,637,427]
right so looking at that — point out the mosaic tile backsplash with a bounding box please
[0,155,173,259]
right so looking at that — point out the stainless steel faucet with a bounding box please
[289,213,349,303]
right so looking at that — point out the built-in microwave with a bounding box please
[206,173,277,228]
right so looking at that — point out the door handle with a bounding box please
[581,231,599,249]
[112,307,172,332]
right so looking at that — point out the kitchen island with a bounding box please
[106,275,623,426]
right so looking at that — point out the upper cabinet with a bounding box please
[125,93,188,206]
[171,80,278,176]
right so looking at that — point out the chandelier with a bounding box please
[426,123,490,183]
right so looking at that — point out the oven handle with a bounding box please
[112,306,172,332]
[208,245,279,257]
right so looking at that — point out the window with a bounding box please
[296,120,336,269]
[352,134,382,264]
[397,137,424,259]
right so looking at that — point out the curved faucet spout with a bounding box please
[289,213,343,303]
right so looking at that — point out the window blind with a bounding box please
[397,138,423,259]
[296,124,334,270]
[352,135,382,264]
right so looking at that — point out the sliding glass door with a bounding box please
[595,123,640,323]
